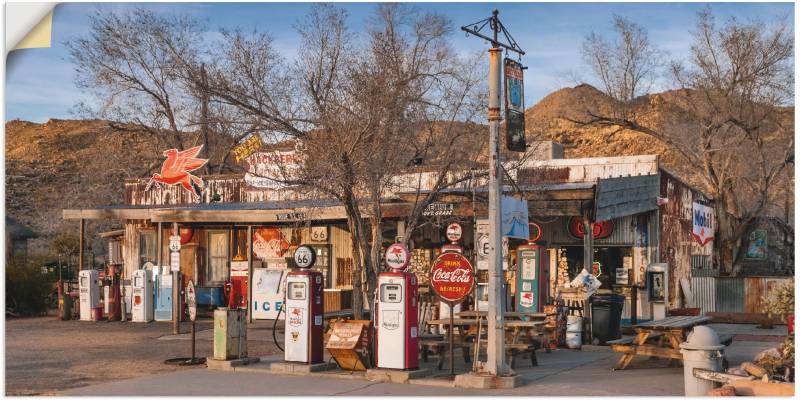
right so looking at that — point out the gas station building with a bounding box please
[63,146,715,324]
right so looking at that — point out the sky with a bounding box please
[5,2,795,123]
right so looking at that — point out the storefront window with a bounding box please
[139,231,157,269]
[206,230,229,286]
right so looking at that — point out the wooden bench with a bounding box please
[419,338,474,370]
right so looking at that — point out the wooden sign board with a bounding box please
[325,320,371,371]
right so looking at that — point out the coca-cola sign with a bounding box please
[430,252,474,303]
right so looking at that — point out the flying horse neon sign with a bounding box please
[145,145,209,201]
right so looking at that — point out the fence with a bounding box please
[690,273,793,314]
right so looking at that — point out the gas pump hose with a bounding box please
[272,297,286,351]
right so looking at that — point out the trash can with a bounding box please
[590,294,625,344]
[680,326,725,396]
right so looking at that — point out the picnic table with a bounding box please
[609,315,731,370]
[424,317,547,370]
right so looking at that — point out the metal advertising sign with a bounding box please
[423,203,454,217]
[145,145,209,201]
[170,251,180,272]
[445,223,463,242]
[231,133,264,163]
[384,243,410,271]
[567,217,614,240]
[243,150,302,189]
[691,202,715,246]
[504,57,526,152]
[186,280,197,321]
[430,252,474,303]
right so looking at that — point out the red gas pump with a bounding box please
[106,264,122,321]
[376,243,419,370]
[229,261,249,309]
[284,245,325,364]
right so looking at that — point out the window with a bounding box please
[139,231,157,269]
[206,230,229,286]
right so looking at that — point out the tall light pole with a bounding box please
[462,9,525,377]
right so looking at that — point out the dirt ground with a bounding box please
[5,315,282,395]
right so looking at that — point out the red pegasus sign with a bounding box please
[430,252,474,303]
[145,145,209,201]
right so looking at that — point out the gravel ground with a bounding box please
[4,315,282,396]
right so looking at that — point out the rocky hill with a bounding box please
[5,84,793,255]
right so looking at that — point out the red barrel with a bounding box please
[91,307,104,321]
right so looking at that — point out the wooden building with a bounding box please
[63,144,717,322]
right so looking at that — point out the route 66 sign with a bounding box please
[310,226,328,242]
[293,245,316,269]
[169,235,181,252]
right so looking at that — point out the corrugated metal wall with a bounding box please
[689,276,792,313]
[715,277,745,312]
[691,276,717,314]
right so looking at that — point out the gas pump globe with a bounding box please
[376,243,419,370]
[283,245,324,364]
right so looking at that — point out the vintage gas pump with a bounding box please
[646,263,668,320]
[132,268,154,322]
[376,243,419,370]
[78,270,99,321]
[155,267,174,321]
[229,260,249,309]
[105,264,122,321]
[515,240,549,313]
[284,245,325,364]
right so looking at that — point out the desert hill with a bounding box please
[5,84,793,255]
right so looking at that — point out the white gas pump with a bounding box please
[78,270,99,321]
[284,245,324,364]
[376,243,419,370]
[132,268,154,322]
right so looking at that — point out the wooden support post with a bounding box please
[79,219,85,272]
[247,225,253,323]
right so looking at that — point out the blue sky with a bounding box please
[5,2,794,123]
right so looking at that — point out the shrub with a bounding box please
[6,255,52,316]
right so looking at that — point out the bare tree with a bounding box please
[201,4,490,317]
[578,10,794,274]
[581,16,662,120]
[68,8,243,175]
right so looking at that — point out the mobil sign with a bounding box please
[692,202,715,246]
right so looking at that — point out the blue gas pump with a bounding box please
[154,269,173,321]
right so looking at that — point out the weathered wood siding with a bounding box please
[125,175,306,206]
[659,170,714,309]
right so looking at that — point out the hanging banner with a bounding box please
[146,145,209,201]
[501,196,529,239]
[504,58,526,152]
[244,150,302,189]
[691,202,715,246]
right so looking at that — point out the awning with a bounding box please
[594,174,660,221]
[63,199,413,223]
